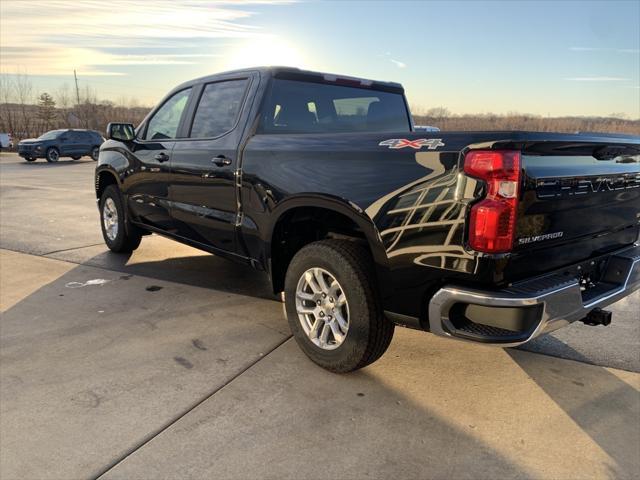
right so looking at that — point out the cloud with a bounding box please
[0,0,294,75]
[570,47,640,54]
[569,47,605,52]
[379,53,406,68]
[390,59,407,68]
[564,76,629,82]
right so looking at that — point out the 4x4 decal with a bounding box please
[379,138,445,150]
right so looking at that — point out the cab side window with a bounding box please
[144,88,192,140]
[190,79,248,139]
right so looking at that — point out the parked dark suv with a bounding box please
[18,129,104,162]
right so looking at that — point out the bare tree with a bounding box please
[13,71,34,137]
[55,84,73,127]
[0,75,17,135]
[424,106,451,120]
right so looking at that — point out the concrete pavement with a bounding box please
[102,336,640,480]
[0,249,288,479]
[1,151,639,479]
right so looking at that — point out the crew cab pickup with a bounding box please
[96,67,640,372]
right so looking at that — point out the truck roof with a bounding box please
[176,66,404,94]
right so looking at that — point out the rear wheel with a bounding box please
[99,185,142,253]
[24,157,36,162]
[71,155,81,160]
[45,147,59,163]
[284,240,394,373]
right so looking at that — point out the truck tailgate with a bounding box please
[501,137,640,282]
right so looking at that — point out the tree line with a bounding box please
[0,73,149,140]
[1,74,638,141]
[413,107,639,135]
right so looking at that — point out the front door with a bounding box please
[59,131,80,156]
[169,77,251,253]
[124,87,192,231]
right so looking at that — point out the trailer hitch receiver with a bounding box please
[581,308,612,326]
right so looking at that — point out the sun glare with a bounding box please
[224,36,306,70]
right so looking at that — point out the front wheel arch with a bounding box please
[96,169,120,200]
[45,146,59,162]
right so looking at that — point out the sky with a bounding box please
[1,0,639,117]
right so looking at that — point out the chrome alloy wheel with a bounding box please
[295,267,349,350]
[102,198,118,241]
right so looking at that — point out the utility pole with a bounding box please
[73,70,80,105]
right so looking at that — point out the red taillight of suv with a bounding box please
[464,150,521,253]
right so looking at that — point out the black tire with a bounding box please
[91,146,100,161]
[284,239,394,373]
[99,184,142,253]
[45,147,59,163]
[71,155,81,160]
[25,157,36,162]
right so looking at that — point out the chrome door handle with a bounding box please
[212,155,232,167]
[154,152,170,162]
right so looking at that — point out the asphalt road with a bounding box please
[1,151,639,479]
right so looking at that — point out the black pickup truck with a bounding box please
[96,67,640,372]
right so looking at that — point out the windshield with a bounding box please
[259,79,410,134]
[37,130,65,140]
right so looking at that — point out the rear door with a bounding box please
[125,88,192,231]
[169,75,254,252]
[77,131,92,155]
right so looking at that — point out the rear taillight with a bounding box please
[464,150,521,253]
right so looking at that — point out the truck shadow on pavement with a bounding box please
[61,246,276,301]
[508,343,640,477]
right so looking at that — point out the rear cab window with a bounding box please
[189,79,249,138]
[259,77,410,134]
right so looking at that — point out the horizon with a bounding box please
[1,0,639,118]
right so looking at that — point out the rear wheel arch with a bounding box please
[267,198,391,298]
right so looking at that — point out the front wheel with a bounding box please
[71,155,81,160]
[24,157,36,162]
[91,146,100,161]
[284,240,394,373]
[45,147,59,163]
[99,185,142,253]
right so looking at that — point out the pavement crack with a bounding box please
[42,243,105,256]
[90,335,292,479]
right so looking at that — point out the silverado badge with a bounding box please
[379,138,445,150]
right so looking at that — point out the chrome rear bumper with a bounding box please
[428,243,640,346]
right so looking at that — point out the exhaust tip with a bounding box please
[581,308,612,326]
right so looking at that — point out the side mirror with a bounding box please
[107,122,135,142]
